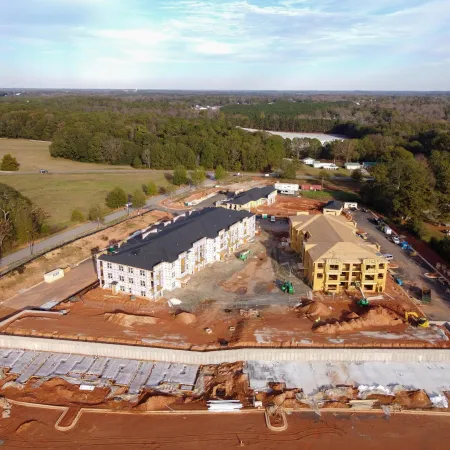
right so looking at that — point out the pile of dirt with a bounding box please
[314,306,402,334]
[138,395,179,411]
[394,390,432,409]
[106,313,160,327]
[201,363,249,400]
[297,301,333,318]
[174,312,197,325]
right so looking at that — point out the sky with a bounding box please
[1,0,450,90]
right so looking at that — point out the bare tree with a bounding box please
[141,147,152,168]
[101,137,123,164]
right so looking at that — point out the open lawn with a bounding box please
[2,173,169,225]
[0,139,132,172]
[301,189,360,202]
[297,164,351,177]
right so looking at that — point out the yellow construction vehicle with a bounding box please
[405,312,429,328]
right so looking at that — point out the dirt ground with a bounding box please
[2,405,450,450]
[161,188,220,209]
[3,276,448,350]
[255,196,326,217]
[0,210,171,303]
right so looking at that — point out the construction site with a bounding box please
[2,185,450,445]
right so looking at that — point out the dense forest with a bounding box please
[1,94,450,235]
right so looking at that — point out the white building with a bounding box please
[302,157,315,166]
[274,183,299,195]
[313,162,339,170]
[97,208,256,299]
[345,162,362,171]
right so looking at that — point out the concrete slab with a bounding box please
[17,353,50,383]
[10,351,38,374]
[129,362,154,394]
[115,360,140,386]
[54,355,84,375]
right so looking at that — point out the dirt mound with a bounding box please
[106,313,160,327]
[298,301,332,318]
[139,395,178,411]
[15,420,38,435]
[174,312,197,325]
[395,390,432,409]
[314,306,402,334]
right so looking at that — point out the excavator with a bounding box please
[281,281,295,294]
[355,282,370,307]
[405,312,430,328]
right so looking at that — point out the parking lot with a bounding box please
[352,209,450,321]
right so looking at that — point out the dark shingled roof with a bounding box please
[227,186,276,206]
[324,200,344,211]
[99,207,254,270]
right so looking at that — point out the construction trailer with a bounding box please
[301,184,322,191]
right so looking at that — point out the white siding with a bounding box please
[98,215,256,300]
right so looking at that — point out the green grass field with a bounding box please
[2,173,169,226]
[297,165,351,177]
[0,139,132,172]
[301,189,360,202]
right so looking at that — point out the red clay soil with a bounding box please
[2,405,450,450]
[256,196,326,217]
[3,286,449,350]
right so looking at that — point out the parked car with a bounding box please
[39,169,48,174]
[382,253,394,261]
[125,202,133,209]
[392,236,400,244]
[270,216,276,223]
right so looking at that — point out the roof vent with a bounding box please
[131,249,140,256]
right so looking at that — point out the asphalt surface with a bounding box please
[352,209,450,321]
[0,259,97,312]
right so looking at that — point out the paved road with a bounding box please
[353,210,450,321]
[2,168,353,181]
[0,259,97,315]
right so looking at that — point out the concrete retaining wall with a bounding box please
[1,335,450,364]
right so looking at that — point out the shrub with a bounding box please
[88,205,105,222]
[105,187,127,208]
[1,154,20,171]
[132,189,146,207]
[71,209,85,223]
[173,165,188,186]
[215,165,227,180]
[146,181,158,196]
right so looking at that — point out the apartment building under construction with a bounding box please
[97,207,256,299]
[290,214,388,293]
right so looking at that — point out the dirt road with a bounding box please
[1,405,449,449]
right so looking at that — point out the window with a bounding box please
[141,291,146,297]
[317,273,323,279]
[119,275,124,282]
[328,284,338,291]
[129,288,132,293]
[120,285,125,292]
[140,270,145,276]
[128,267,134,273]
[119,265,124,272]
[129,278,134,284]
[378,273,384,279]
[329,264,339,271]
[108,273,113,279]
[107,262,112,269]
[328,275,338,281]
[379,263,385,270]
[140,280,146,287]
[172,271,176,278]
[317,263,324,269]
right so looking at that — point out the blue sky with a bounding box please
[1,0,450,90]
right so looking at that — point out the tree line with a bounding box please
[0,183,47,256]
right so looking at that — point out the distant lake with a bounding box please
[239,127,346,144]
